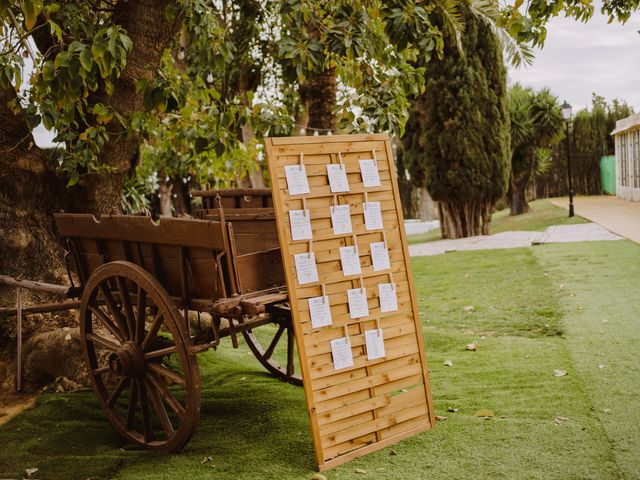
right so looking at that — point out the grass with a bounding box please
[1,240,638,479]
[407,199,588,244]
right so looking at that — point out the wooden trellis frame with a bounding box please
[265,133,435,471]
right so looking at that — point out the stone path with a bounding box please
[409,222,623,257]
[550,196,640,244]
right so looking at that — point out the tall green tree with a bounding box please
[403,1,511,239]
[507,85,564,214]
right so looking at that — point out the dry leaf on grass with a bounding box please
[355,468,367,474]
[435,415,448,421]
[466,342,478,351]
[25,468,38,478]
[463,305,475,312]
[444,359,453,367]
[311,474,327,480]
[553,369,568,377]
[447,406,459,412]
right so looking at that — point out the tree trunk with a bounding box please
[438,200,491,239]
[509,149,536,215]
[76,0,182,213]
[301,68,337,135]
[158,182,173,217]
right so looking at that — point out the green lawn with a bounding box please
[408,199,588,244]
[1,240,638,480]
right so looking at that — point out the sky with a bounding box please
[508,6,640,112]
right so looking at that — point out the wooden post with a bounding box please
[16,287,22,392]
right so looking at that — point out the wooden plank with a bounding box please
[265,134,433,471]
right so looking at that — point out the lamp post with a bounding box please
[561,101,574,217]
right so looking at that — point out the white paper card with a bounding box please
[331,337,354,370]
[340,245,361,276]
[360,159,381,187]
[294,252,319,285]
[326,164,350,193]
[364,202,383,230]
[370,242,390,271]
[330,204,352,235]
[289,209,313,241]
[365,329,386,360]
[348,287,369,319]
[308,296,332,328]
[379,283,398,313]
[285,165,310,195]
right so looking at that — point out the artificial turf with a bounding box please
[0,240,637,480]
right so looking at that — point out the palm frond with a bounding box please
[467,0,535,68]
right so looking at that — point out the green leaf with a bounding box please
[67,170,80,187]
[79,48,93,71]
[20,0,43,30]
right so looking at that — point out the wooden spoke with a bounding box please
[86,332,121,352]
[116,276,135,339]
[145,378,175,437]
[126,381,139,431]
[135,286,147,344]
[107,377,128,408]
[242,313,302,386]
[88,304,124,342]
[138,380,154,443]
[147,362,186,388]
[80,261,199,452]
[143,346,177,361]
[99,284,128,340]
[146,372,186,419]
[140,314,165,352]
[264,324,286,360]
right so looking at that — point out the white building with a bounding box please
[612,114,640,202]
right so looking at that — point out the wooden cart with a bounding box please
[47,189,300,452]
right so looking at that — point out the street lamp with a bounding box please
[560,101,575,217]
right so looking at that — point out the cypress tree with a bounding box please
[401,2,510,238]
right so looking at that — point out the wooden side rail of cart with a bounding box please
[32,211,299,452]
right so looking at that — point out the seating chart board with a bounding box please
[265,134,435,471]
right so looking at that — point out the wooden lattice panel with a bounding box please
[265,134,435,471]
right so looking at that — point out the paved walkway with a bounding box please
[409,223,622,257]
[550,196,640,244]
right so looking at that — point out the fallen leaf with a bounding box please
[474,409,494,418]
[355,468,367,474]
[311,474,327,480]
[389,449,398,456]
[559,284,564,289]
[577,306,583,310]
[554,416,570,425]
[603,409,611,414]
[447,406,459,412]
[553,369,568,377]
[463,305,475,312]
[598,364,605,369]
[466,342,478,351]
[435,415,447,421]
[595,353,605,356]
[444,360,453,367]
[201,456,213,464]
[25,468,38,478]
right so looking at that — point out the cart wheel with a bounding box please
[242,309,302,386]
[80,261,200,452]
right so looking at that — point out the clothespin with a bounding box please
[372,149,378,167]
[352,234,358,251]
[382,230,388,248]
[388,271,395,288]
[321,284,327,302]
[338,152,345,170]
[364,191,369,207]
[308,238,313,258]
[343,324,350,344]
[376,317,382,337]
[302,197,308,212]
[299,151,305,171]
[359,276,365,292]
